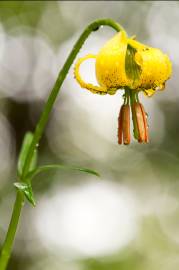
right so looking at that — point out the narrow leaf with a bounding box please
[125,44,141,82]
[14,182,36,207]
[17,132,38,176]
[26,164,100,179]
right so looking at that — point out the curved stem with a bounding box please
[0,19,123,270]
[22,19,123,179]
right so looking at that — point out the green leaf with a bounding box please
[125,44,141,82]
[14,182,36,207]
[26,164,100,180]
[17,132,38,177]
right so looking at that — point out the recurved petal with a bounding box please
[135,48,172,90]
[128,39,149,51]
[96,31,129,89]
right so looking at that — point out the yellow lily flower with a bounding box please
[74,29,172,144]
[74,30,172,96]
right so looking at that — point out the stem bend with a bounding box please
[22,19,123,178]
[0,18,123,270]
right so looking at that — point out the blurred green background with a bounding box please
[0,1,179,270]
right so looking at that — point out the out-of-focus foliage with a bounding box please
[0,1,46,30]
[0,1,179,270]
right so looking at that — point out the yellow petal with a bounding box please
[95,30,129,89]
[74,30,172,95]
[128,39,149,51]
[137,48,171,89]
[143,88,156,97]
[128,38,172,93]
[74,54,108,94]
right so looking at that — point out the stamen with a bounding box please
[123,105,130,145]
[139,103,149,143]
[118,105,124,144]
[134,103,145,143]
[118,104,130,145]
[133,102,149,143]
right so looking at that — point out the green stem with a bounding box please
[129,90,139,140]
[0,19,123,270]
[22,19,123,179]
[124,88,130,105]
[0,192,24,270]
